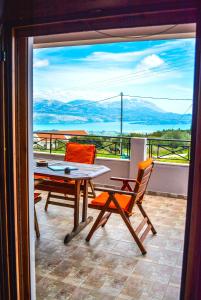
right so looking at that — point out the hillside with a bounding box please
[33,98,192,125]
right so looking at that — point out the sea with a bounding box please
[33,121,191,135]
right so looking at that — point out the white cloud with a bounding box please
[83,51,144,62]
[33,59,49,68]
[140,54,164,69]
[79,39,193,63]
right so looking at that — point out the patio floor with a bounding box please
[35,193,186,300]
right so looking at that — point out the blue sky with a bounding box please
[33,38,195,114]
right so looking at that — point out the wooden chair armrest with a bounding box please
[94,186,136,196]
[110,177,137,183]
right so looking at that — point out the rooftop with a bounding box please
[34,130,88,140]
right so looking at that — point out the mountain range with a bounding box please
[33,98,192,126]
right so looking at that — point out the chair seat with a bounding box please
[90,192,131,211]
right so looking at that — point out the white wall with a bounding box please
[148,162,189,196]
[95,158,189,197]
[94,157,130,187]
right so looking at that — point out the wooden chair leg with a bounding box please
[111,195,147,255]
[86,197,112,242]
[137,203,157,234]
[45,191,51,211]
[122,213,147,255]
[101,212,112,227]
[34,207,40,238]
[89,180,96,198]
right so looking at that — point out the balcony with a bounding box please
[34,132,188,299]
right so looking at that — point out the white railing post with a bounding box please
[129,138,147,177]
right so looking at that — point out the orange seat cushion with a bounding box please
[49,179,75,184]
[90,192,131,211]
[138,158,153,170]
[34,193,41,204]
[65,143,96,164]
[34,174,50,180]
[34,193,40,199]
[34,173,75,185]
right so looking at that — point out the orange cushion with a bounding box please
[65,143,95,164]
[34,193,41,204]
[49,179,75,184]
[138,158,153,170]
[34,174,50,180]
[34,193,40,199]
[90,192,131,211]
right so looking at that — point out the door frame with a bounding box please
[13,34,34,300]
[181,13,201,299]
[2,12,201,299]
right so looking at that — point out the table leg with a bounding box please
[82,180,88,222]
[73,180,80,232]
[82,179,93,232]
[64,180,93,244]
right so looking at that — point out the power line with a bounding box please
[103,58,192,81]
[66,94,119,108]
[124,94,192,101]
[66,57,193,91]
[66,93,192,110]
[179,104,193,120]
[183,104,193,114]
[86,59,192,87]
[73,44,193,86]
[94,66,192,89]
[66,62,193,93]
[85,65,193,91]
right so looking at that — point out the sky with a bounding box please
[33,38,195,114]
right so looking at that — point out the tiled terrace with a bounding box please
[35,193,186,300]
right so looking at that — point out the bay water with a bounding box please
[34,121,191,135]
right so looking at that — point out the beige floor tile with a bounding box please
[35,193,185,300]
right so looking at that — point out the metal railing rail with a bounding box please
[33,132,131,159]
[147,138,191,162]
[33,132,191,162]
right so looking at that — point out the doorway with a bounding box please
[11,22,199,298]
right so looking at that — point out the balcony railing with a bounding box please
[33,132,191,163]
[33,132,131,159]
[147,138,191,163]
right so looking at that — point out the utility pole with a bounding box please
[120,92,123,136]
[120,92,123,156]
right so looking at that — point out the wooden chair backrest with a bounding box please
[64,142,96,164]
[128,158,154,212]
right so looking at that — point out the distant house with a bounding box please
[33,130,88,150]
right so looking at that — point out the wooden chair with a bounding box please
[86,158,156,255]
[38,142,96,211]
[34,193,41,238]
